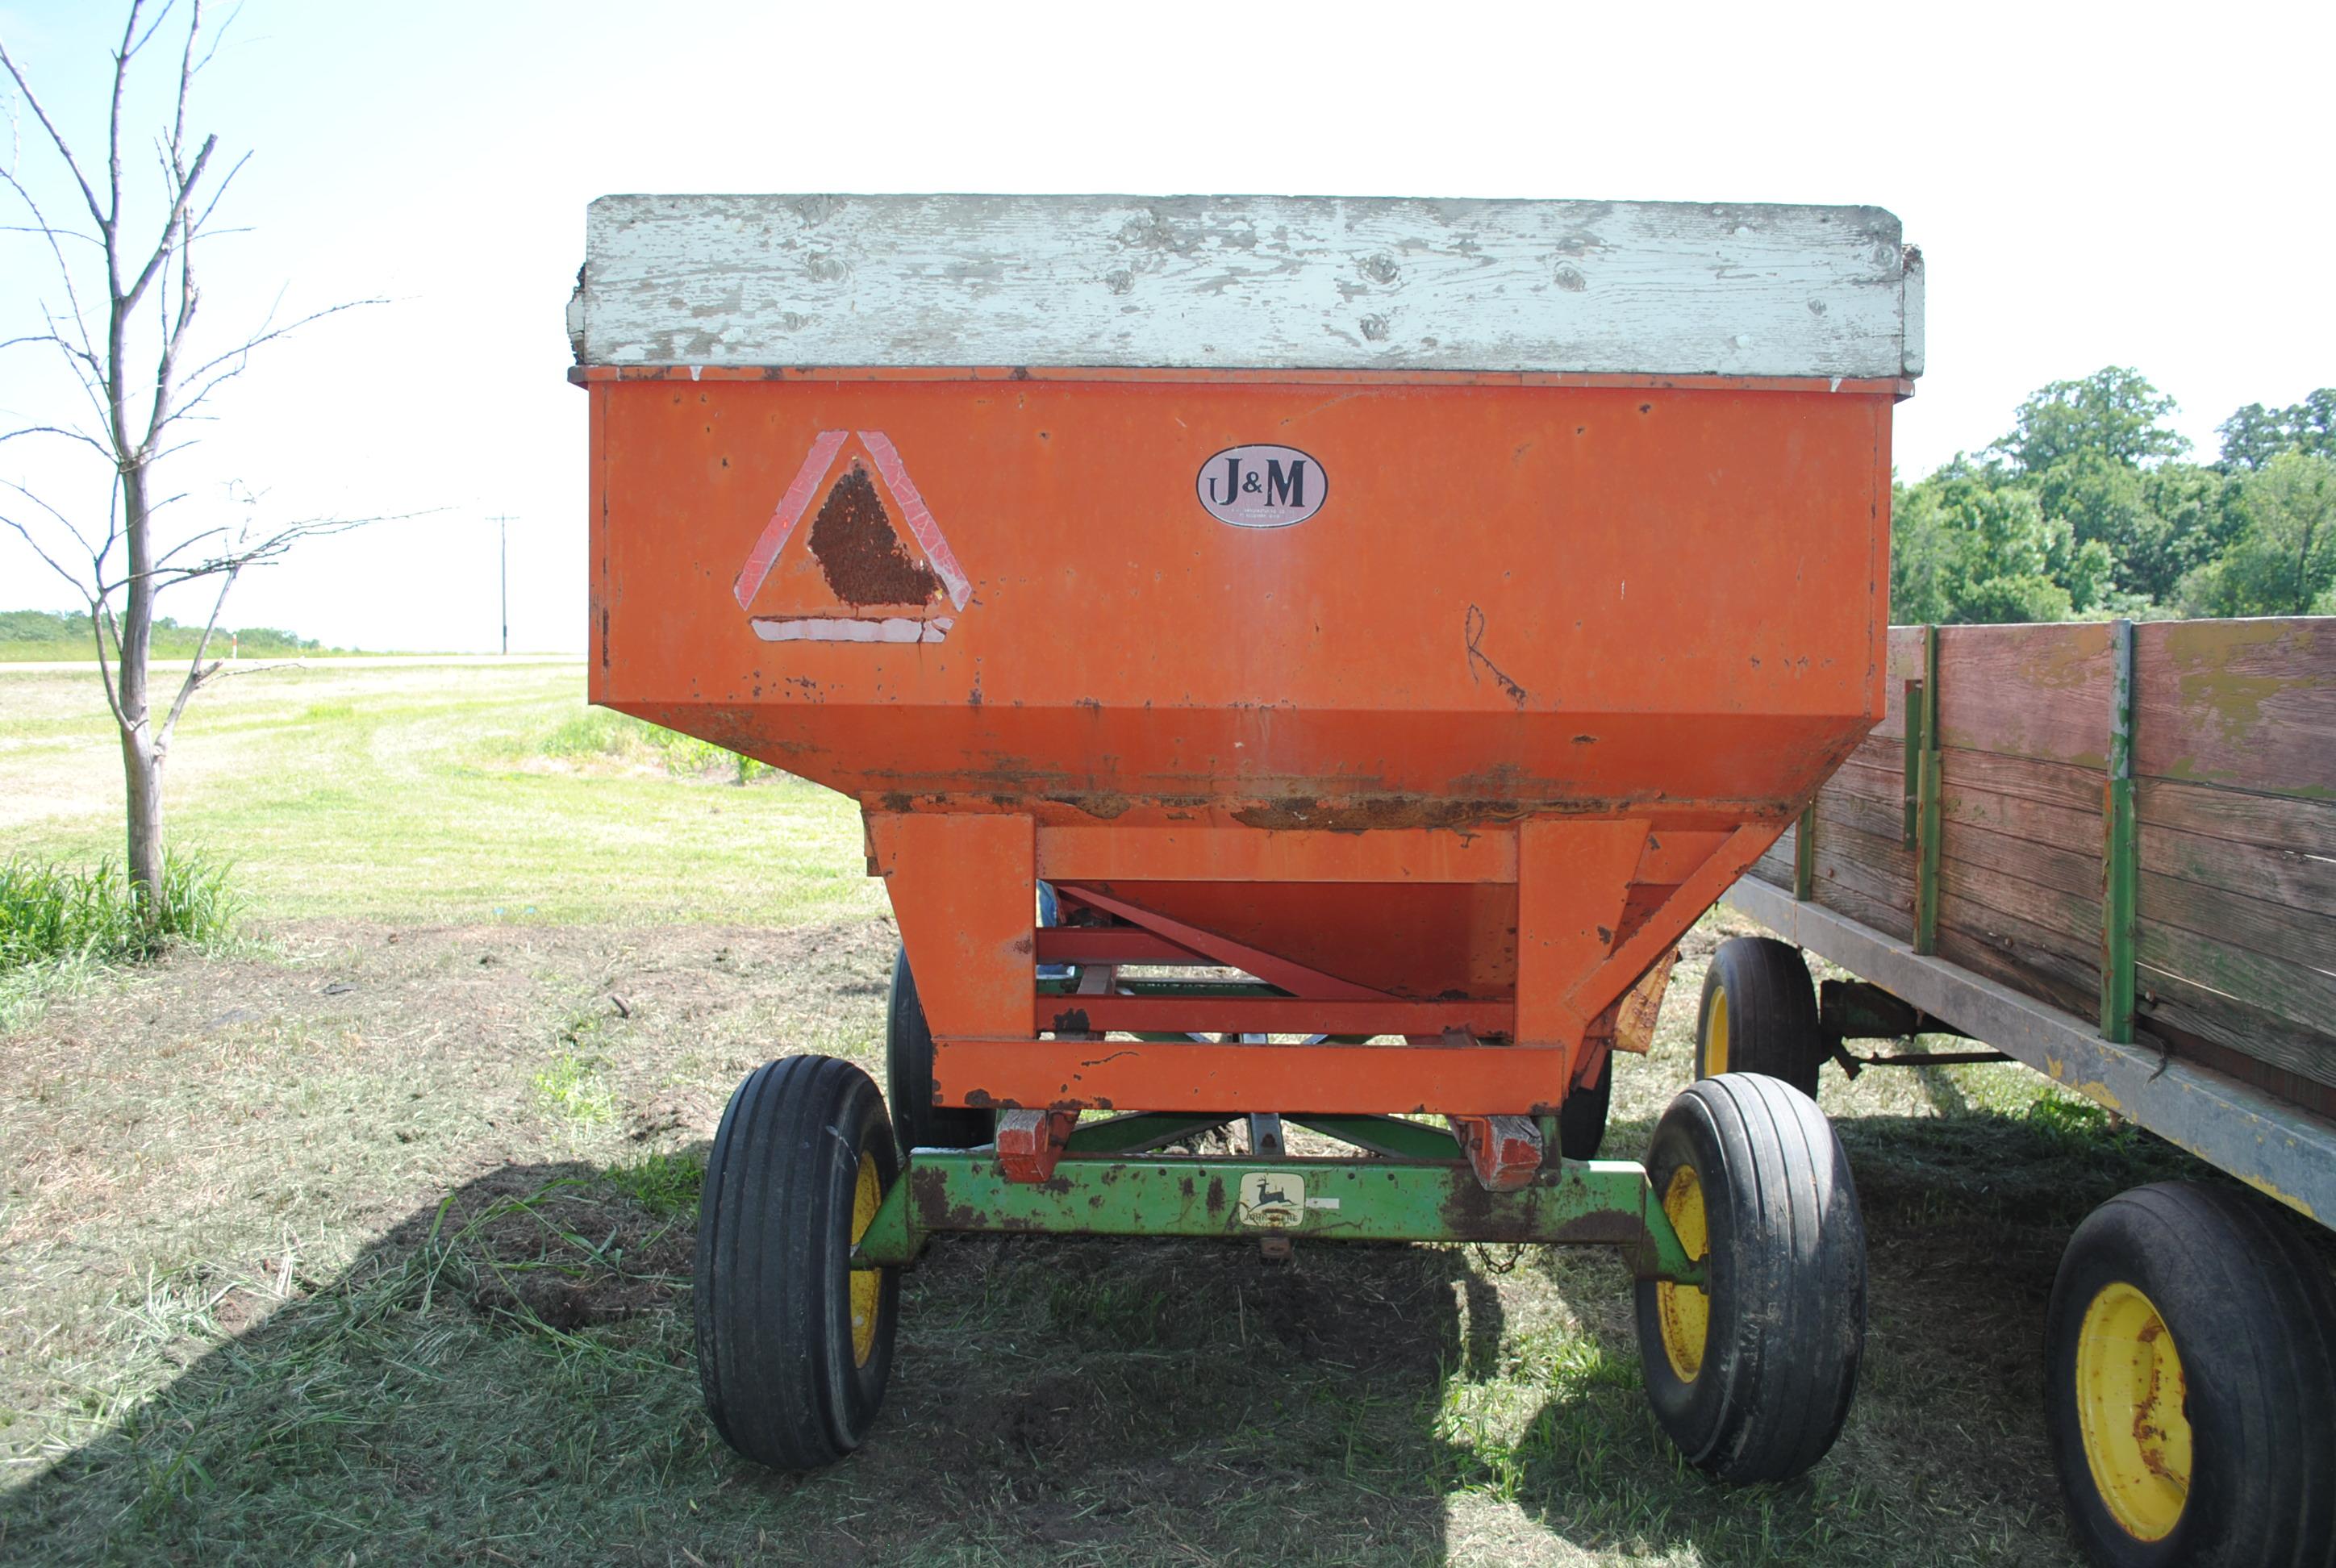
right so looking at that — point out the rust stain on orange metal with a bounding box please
[590,370,1896,1120]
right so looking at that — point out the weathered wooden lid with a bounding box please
[569,194,1923,381]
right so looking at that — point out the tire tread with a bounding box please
[1635,1072,1865,1483]
[1697,936,1825,1096]
[2046,1180,2336,1568]
[695,1054,899,1472]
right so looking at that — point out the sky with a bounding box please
[2,0,2330,655]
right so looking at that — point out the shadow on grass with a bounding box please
[0,1151,1477,1566]
[1477,1103,2210,1566]
[2,1099,2201,1566]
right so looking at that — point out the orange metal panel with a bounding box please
[1515,819,1650,1050]
[592,368,1896,1118]
[866,811,1033,1040]
[1057,879,1516,1000]
[1612,882,1681,949]
[932,1038,1571,1116]
[995,1109,1078,1181]
[590,377,1889,814]
[1037,825,1515,883]
[1636,830,1733,885]
[1051,882,1386,999]
[1566,824,1777,1025]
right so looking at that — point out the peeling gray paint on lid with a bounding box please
[571,194,1924,379]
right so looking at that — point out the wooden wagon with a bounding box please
[1709,616,2336,1567]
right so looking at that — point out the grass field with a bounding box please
[0,660,876,928]
[0,661,2237,1566]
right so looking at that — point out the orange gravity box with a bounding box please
[569,194,1924,1132]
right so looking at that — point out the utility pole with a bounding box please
[488,515,516,655]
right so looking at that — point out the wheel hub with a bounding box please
[2075,1280,2190,1541]
[849,1151,882,1366]
[1656,1163,1711,1382]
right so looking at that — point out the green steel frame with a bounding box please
[1912,624,1943,956]
[853,1114,1702,1283]
[2100,618,2138,1044]
[1793,799,1817,900]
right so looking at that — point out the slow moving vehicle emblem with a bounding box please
[734,430,970,643]
[1197,444,1327,528]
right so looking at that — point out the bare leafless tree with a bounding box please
[1,0,384,917]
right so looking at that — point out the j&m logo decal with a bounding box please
[1197,443,1327,529]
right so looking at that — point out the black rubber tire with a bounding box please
[1695,936,1825,1097]
[1558,1055,1612,1160]
[1634,1073,1867,1483]
[695,1055,901,1471]
[2044,1182,2336,1568]
[886,945,995,1152]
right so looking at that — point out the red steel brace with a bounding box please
[1447,1114,1545,1192]
[996,1109,1079,1182]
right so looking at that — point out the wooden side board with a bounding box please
[1727,876,2336,1225]
[2134,618,2336,798]
[573,194,1922,377]
[1934,622,2113,767]
[2139,795,2336,913]
[1750,617,2336,1102]
[2138,776,2336,861]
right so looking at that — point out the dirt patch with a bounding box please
[628,1084,722,1141]
[367,1163,700,1330]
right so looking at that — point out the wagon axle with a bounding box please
[695,1048,1867,1487]
[849,1131,1705,1281]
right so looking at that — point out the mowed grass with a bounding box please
[0,661,878,927]
[0,659,2247,1566]
[0,908,2192,1567]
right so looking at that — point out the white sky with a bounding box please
[2,0,2330,654]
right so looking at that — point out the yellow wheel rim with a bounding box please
[1704,988,1730,1077]
[847,1150,882,1367]
[1656,1163,1711,1382]
[2075,1281,2190,1541]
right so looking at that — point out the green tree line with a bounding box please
[0,609,336,661]
[1892,371,2334,623]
